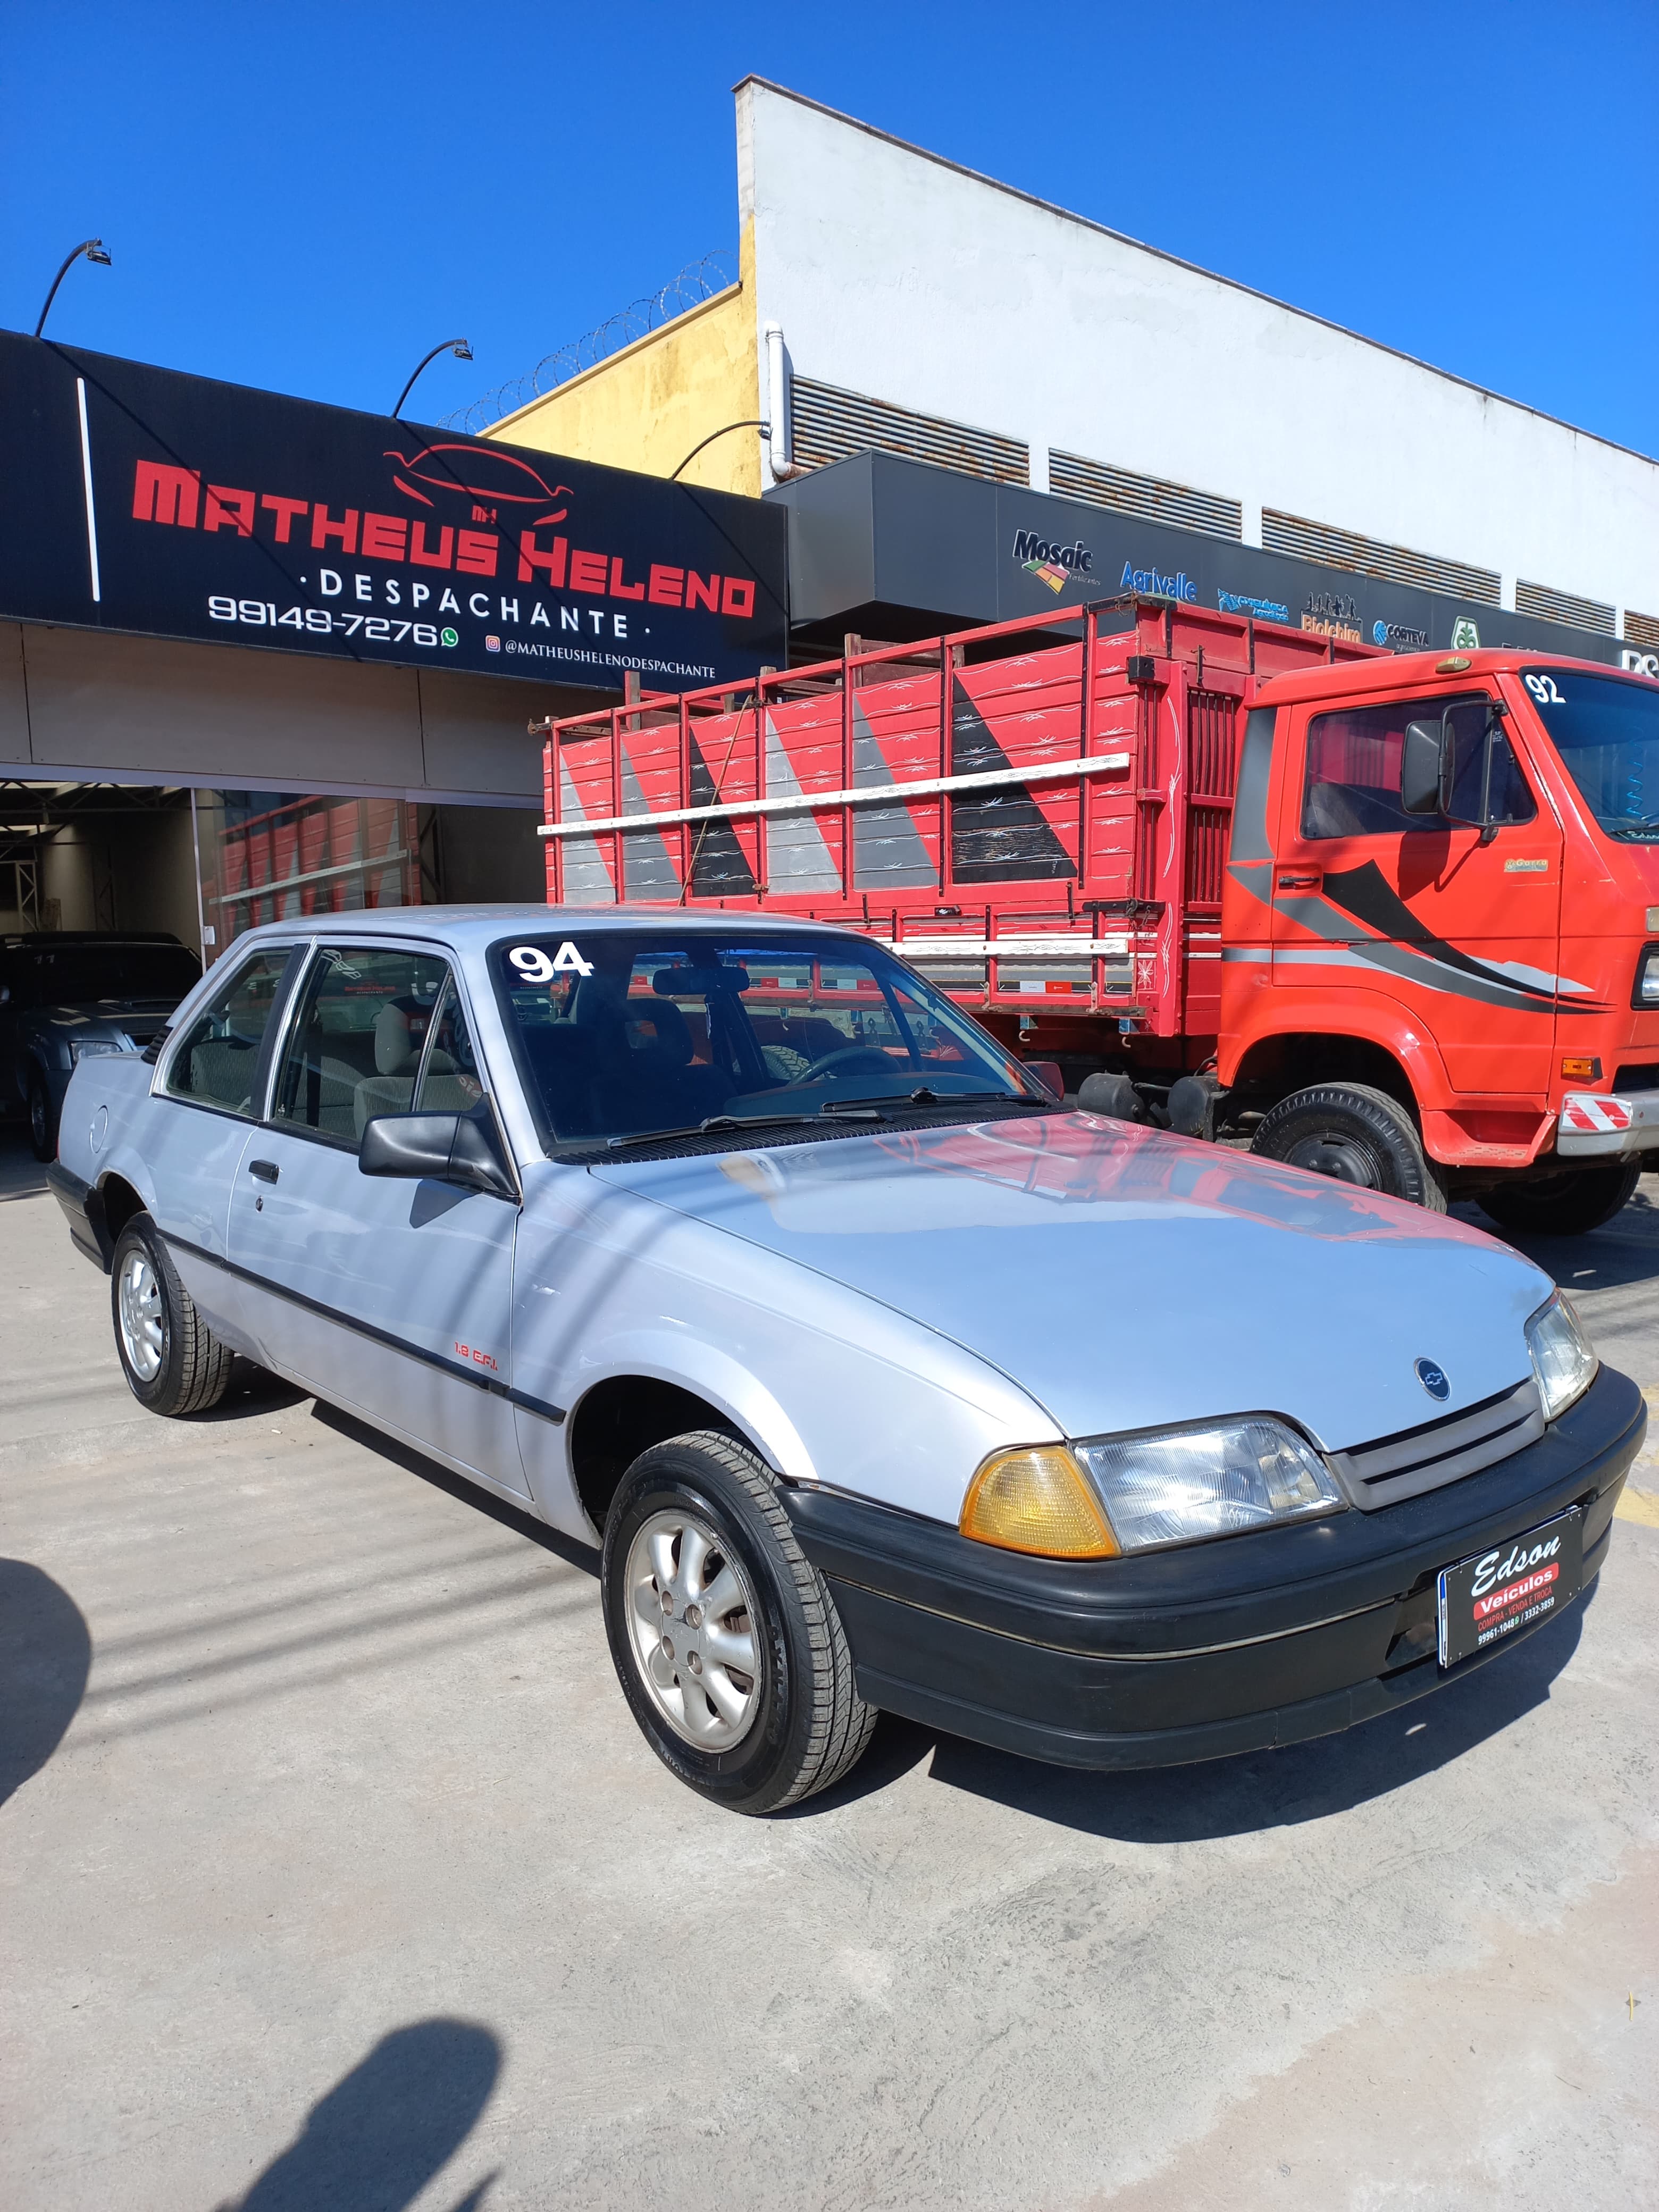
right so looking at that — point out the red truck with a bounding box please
[539,597,1659,1233]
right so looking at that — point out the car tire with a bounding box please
[110,1214,234,1417]
[601,1430,878,1814]
[27,1070,57,1162]
[1478,1162,1641,1237]
[1250,1082,1448,1212]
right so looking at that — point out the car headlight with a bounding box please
[1633,944,1659,1008]
[69,1038,128,1065]
[1074,1418,1343,1553]
[1526,1291,1597,1421]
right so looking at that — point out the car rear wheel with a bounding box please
[28,1071,57,1162]
[1251,1082,1448,1212]
[601,1430,877,1814]
[110,1214,234,1416]
[1478,1162,1641,1237]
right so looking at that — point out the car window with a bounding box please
[164,950,291,1117]
[490,928,1042,1149]
[24,942,200,1003]
[1301,694,1535,839]
[270,943,453,1149]
[415,976,485,1116]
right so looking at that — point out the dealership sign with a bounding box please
[0,333,788,690]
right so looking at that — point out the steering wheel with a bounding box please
[798,1045,898,1083]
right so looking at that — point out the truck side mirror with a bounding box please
[1400,719,1446,814]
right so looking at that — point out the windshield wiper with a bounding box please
[606,1109,886,1151]
[820,1087,1053,1113]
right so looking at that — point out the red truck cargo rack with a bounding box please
[540,597,1376,1050]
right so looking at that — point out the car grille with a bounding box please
[1325,1379,1544,1511]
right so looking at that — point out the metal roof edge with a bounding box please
[731,76,1658,479]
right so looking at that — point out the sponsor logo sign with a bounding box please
[1302,590,1362,643]
[1013,528,1093,594]
[1450,617,1482,651]
[0,332,788,692]
[1373,618,1429,649]
[1219,587,1291,625]
[1119,557,1196,602]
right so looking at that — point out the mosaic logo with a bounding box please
[1013,528,1093,593]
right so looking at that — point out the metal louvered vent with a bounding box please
[1048,451,1242,541]
[790,378,1029,485]
[1514,580,1617,636]
[1262,509,1501,605]
[1625,608,1659,652]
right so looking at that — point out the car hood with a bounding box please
[31,997,178,1031]
[591,1114,1555,1452]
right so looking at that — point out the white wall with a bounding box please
[738,80,1659,626]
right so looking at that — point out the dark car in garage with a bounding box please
[2,933,202,1159]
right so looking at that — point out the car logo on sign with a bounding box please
[1415,1358,1450,1400]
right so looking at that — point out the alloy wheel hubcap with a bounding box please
[118,1251,164,1381]
[624,1509,762,1750]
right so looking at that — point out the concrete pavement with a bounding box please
[2,1129,1656,2209]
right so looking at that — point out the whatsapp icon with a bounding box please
[440,626,458,649]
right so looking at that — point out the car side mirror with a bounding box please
[359,1107,517,1200]
[1400,719,1446,815]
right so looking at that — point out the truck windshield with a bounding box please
[1520,668,1659,840]
[489,928,1052,1151]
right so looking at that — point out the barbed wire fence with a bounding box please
[439,254,738,436]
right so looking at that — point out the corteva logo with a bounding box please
[1120,558,1197,602]
[1014,529,1093,593]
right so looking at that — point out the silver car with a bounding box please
[48,908,1643,1812]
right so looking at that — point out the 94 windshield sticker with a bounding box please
[509,943,594,981]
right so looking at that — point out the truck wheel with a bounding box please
[602,1430,877,1815]
[1478,1162,1641,1237]
[28,1071,57,1162]
[1251,1083,1448,1212]
[110,1215,234,1416]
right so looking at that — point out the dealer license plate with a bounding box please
[1437,1508,1583,1669]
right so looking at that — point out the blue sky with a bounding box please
[5,1,1655,455]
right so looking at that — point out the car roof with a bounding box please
[216,906,870,956]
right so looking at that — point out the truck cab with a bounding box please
[1219,650,1659,1231]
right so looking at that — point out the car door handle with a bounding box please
[249,1159,280,1184]
[1277,873,1321,889]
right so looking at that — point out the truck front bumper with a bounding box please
[1556,1090,1659,1158]
[781,1365,1643,1772]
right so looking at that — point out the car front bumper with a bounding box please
[781,1365,1643,1772]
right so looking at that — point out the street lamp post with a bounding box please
[392,339,473,420]
[35,239,112,338]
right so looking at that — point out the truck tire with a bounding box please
[28,1070,57,1162]
[1478,1162,1641,1237]
[110,1214,235,1416]
[602,1430,877,1815]
[1251,1083,1448,1212]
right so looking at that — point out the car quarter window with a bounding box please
[163,949,292,1117]
[270,943,457,1147]
[1301,694,1536,839]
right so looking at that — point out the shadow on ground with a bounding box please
[220,2017,501,2212]
[0,1559,91,1806]
[809,1580,1593,1840]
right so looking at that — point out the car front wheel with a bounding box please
[28,1071,57,1162]
[111,1214,234,1416]
[601,1430,877,1814]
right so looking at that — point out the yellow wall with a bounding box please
[487,223,763,494]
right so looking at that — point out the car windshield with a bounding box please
[24,943,201,1004]
[1519,668,1659,840]
[489,928,1052,1151]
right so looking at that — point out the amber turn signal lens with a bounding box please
[1560,1055,1602,1081]
[959,1446,1119,1559]
[1646,907,1659,932]
[1435,655,1473,673]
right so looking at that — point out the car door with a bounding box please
[1271,689,1563,1095]
[225,939,529,1494]
[147,941,306,1339]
